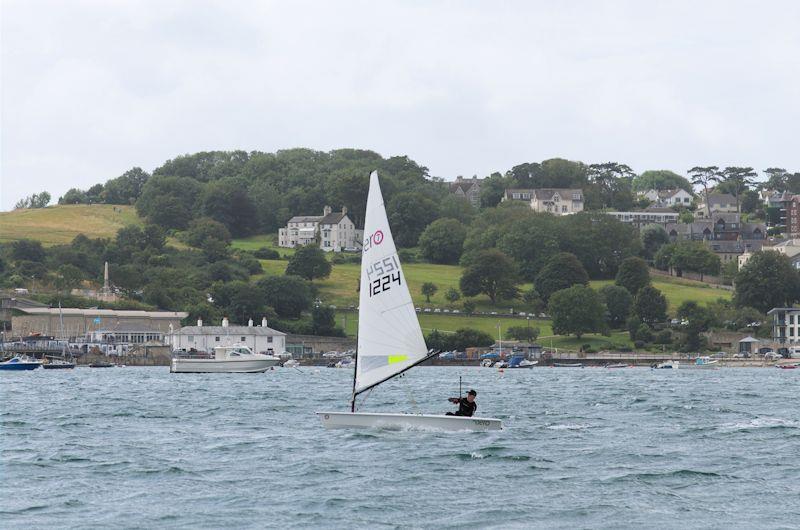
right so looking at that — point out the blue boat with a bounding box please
[0,356,42,371]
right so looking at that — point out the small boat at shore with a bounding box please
[171,344,279,373]
[652,360,679,370]
[506,356,537,369]
[553,362,583,368]
[0,355,42,371]
[43,358,76,369]
[683,356,719,370]
[334,357,354,369]
[89,361,115,368]
[283,359,300,368]
[778,364,799,370]
[606,363,629,369]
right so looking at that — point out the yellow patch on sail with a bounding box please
[388,355,408,365]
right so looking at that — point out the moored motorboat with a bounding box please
[553,362,583,368]
[0,355,42,371]
[683,356,719,370]
[89,361,115,368]
[171,344,279,373]
[43,358,76,369]
[506,355,537,369]
[606,363,629,369]
[652,360,679,370]
[334,357,354,369]
[778,363,799,370]
[283,359,301,368]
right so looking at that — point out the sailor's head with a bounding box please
[467,389,477,402]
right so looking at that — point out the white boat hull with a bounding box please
[316,411,502,431]
[170,357,279,373]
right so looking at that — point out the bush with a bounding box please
[655,329,672,344]
[398,248,419,263]
[636,323,654,343]
[507,326,540,341]
[634,340,646,349]
[253,247,280,260]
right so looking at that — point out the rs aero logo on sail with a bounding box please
[363,230,384,252]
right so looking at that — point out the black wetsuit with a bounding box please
[447,397,477,417]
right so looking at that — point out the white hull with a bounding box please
[170,357,279,373]
[316,411,502,431]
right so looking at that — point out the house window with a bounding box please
[267,336,273,343]
[572,193,580,200]
[562,205,567,212]
[188,335,194,342]
[241,336,246,341]
[215,336,220,342]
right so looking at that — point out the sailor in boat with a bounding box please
[446,389,478,417]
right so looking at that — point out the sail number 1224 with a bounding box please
[366,256,402,297]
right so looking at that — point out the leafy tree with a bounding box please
[426,328,495,351]
[506,325,540,341]
[678,210,694,224]
[632,170,693,193]
[462,299,476,315]
[688,166,721,219]
[210,280,269,324]
[548,285,606,338]
[535,252,589,302]
[676,301,714,351]
[627,315,642,341]
[734,251,800,313]
[311,304,342,336]
[136,175,202,229]
[418,218,467,264]
[521,287,544,314]
[718,166,757,213]
[655,241,720,279]
[586,162,635,210]
[59,188,89,204]
[560,212,641,278]
[438,195,477,225]
[285,245,332,281]
[387,192,439,248]
[444,287,461,304]
[14,192,51,209]
[634,286,668,324]
[459,249,519,303]
[496,213,561,280]
[479,172,508,207]
[11,239,46,262]
[185,217,232,248]
[641,224,670,260]
[740,190,761,215]
[615,257,651,295]
[421,282,438,303]
[54,264,84,293]
[102,167,150,204]
[86,184,105,203]
[253,247,280,260]
[256,275,314,318]
[599,284,632,328]
[636,323,653,343]
[200,177,258,237]
[201,238,231,262]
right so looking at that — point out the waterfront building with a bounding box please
[170,317,286,355]
[278,206,362,252]
[11,307,187,338]
[767,307,800,345]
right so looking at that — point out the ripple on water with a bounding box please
[2,366,800,528]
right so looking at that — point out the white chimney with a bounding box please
[197,318,203,327]
[222,317,229,328]
[323,205,332,215]
[248,318,253,327]
[261,317,268,328]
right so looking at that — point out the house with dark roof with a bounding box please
[665,213,766,264]
[446,176,483,207]
[278,206,362,252]
[697,193,738,218]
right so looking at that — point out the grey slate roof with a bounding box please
[175,325,286,336]
[287,215,323,224]
[533,188,582,201]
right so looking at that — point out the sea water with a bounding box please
[2,366,800,529]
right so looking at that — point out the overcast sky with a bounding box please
[1,0,798,210]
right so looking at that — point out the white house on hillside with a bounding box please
[640,189,693,207]
[697,193,738,218]
[278,206,363,252]
[531,189,584,215]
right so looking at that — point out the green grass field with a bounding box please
[590,276,731,313]
[0,205,141,245]
[334,310,634,350]
[232,234,296,257]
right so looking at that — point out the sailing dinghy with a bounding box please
[316,172,502,431]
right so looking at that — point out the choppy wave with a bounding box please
[2,366,799,528]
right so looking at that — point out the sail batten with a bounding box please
[354,171,428,395]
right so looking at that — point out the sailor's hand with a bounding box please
[448,397,459,403]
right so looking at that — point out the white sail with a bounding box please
[354,171,428,394]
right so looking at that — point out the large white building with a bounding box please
[768,308,800,345]
[503,188,584,215]
[605,209,679,228]
[170,317,286,355]
[640,189,694,207]
[278,206,362,252]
